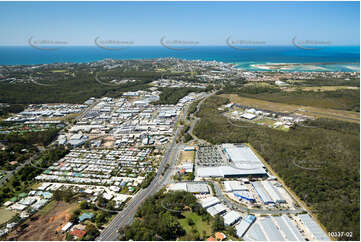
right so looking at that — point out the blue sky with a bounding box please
[0,1,359,46]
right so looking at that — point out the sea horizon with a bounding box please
[0,45,359,72]
[1,44,360,47]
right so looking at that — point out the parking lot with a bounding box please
[196,146,225,167]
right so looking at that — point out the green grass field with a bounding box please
[255,118,275,126]
[178,211,212,239]
[51,70,67,73]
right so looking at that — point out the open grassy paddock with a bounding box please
[51,70,67,73]
[291,86,359,92]
[223,94,360,124]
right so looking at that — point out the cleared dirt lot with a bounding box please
[223,94,360,124]
[0,208,16,224]
[178,150,195,164]
[7,201,78,241]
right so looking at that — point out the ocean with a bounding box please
[0,46,359,72]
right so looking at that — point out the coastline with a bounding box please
[0,45,359,72]
[236,62,360,72]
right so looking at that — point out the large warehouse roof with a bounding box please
[252,181,273,204]
[221,144,265,171]
[235,215,256,238]
[221,144,261,163]
[223,180,248,192]
[197,166,267,178]
[243,215,304,241]
[206,203,227,217]
[281,215,304,241]
[168,183,187,192]
[199,196,220,209]
[260,217,285,241]
[196,144,267,178]
[244,223,267,241]
[222,210,242,226]
[273,215,301,241]
[168,182,209,194]
[261,181,286,203]
[298,214,329,241]
[187,183,209,194]
[196,167,223,177]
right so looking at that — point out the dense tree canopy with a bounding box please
[194,95,360,241]
[119,190,209,241]
[0,128,60,170]
[0,146,68,205]
[154,87,209,105]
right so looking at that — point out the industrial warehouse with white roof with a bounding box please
[195,144,267,178]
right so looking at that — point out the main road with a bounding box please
[187,91,215,144]
[0,153,41,186]
[97,93,213,241]
[97,107,187,241]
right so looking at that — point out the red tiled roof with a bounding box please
[215,232,226,241]
[70,229,86,238]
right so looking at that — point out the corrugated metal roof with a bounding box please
[245,215,256,224]
[282,215,304,241]
[168,183,187,192]
[273,216,298,241]
[234,191,255,202]
[252,181,273,204]
[298,214,329,241]
[221,144,262,164]
[260,217,284,241]
[236,220,252,238]
[197,166,267,178]
[197,167,223,177]
[261,181,285,203]
[206,203,227,217]
[245,223,267,241]
[186,183,209,194]
[224,181,248,192]
[235,215,256,238]
[222,210,242,226]
[200,196,220,208]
